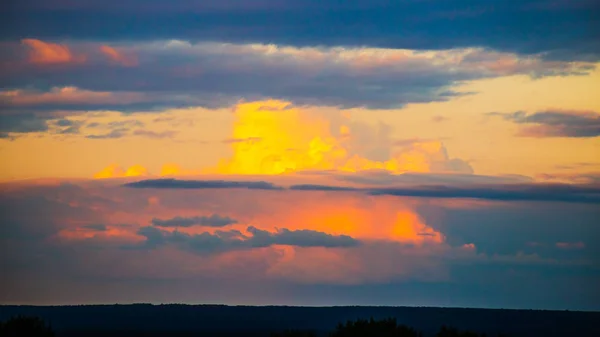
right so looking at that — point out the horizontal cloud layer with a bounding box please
[490,110,600,138]
[136,225,360,254]
[0,40,594,116]
[123,178,600,204]
[3,0,598,61]
[152,214,238,228]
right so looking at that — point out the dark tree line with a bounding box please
[0,316,55,337]
[1,315,507,337]
[271,317,508,337]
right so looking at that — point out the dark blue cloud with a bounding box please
[124,179,282,190]
[290,182,600,203]
[0,113,49,134]
[3,0,599,61]
[124,178,600,204]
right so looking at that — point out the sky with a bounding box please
[1,0,600,311]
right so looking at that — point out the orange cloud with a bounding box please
[94,164,150,179]
[21,39,85,64]
[100,45,138,67]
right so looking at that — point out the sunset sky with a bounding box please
[1,0,599,310]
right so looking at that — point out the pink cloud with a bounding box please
[556,242,585,250]
[21,39,85,65]
[100,45,138,67]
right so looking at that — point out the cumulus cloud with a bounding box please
[490,110,600,138]
[152,214,238,228]
[135,225,360,254]
[208,100,474,175]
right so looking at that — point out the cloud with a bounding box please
[0,87,148,108]
[86,128,129,139]
[491,110,600,138]
[556,242,586,250]
[537,172,600,184]
[152,214,238,228]
[2,178,599,308]
[209,100,473,175]
[4,1,599,61]
[290,183,600,204]
[82,224,107,231]
[94,164,151,179]
[21,38,84,64]
[135,225,360,254]
[432,116,449,123]
[0,113,49,135]
[1,41,594,111]
[132,129,177,139]
[124,178,282,190]
[0,87,192,113]
[122,176,600,204]
[99,45,138,67]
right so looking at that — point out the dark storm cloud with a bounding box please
[2,0,599,61]
[490,110,600,138]
[124,179,282,190]
[135,225,359,254]
[152,214,238,228]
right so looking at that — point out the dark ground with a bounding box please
[1,304,599,337]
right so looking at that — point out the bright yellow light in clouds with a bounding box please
[93,164,125,179]
[94,164,150,179]
[212,100,464,175]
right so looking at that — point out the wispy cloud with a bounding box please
[489,110,600,138]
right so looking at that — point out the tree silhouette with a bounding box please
[270,329,318,337]
[0,316,55,337]
[330,317,422,337]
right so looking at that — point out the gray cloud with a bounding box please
[152,214,238,228]
[0,113,49,134]
[132,129,177,139]
[135,225,359,254]
[86,128,129,139]
[124,177,600,204]
[124,179,282,190]
[82,224,108,231]
[490,110,600,138]
[0,41,594,112]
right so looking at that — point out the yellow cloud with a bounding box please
[210,100,468,175]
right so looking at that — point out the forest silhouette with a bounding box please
[1,315,509,337]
